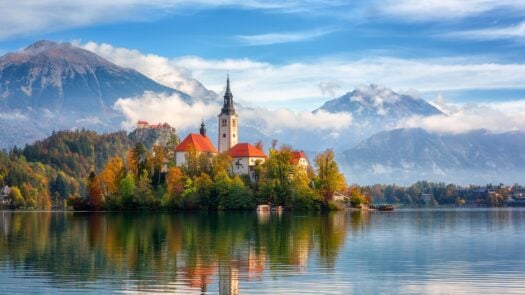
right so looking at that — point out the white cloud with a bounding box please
[75,116,107,126]
[398,98,525,133]
[318,80,342,97]
[0,111,28,121]
[174,55,525,106]
[80,42,525,135]
[379,0,525,21]
[241,108,352,133]
[114,91,219,130]
[114,90,352,135]
[78,41,217,101]
[445,21,525,41]
[0,1,344,40]
[236,28,336,46]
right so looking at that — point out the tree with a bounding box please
[257,147,294,206]
[87,171,103,210]
[127,143,149,180]
[166,167,185,198]
[119,174,136,209]
[50,173,69,200]
[135,170,155,208]
[98,156,124,200]
[9,186,25,209]
[151,145,166,188]
[314,149,346,203]
[254,140,264,151]
[349,186,365,208]
[194,173,213,209]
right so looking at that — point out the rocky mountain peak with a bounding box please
[24,40,58,51]
[316,84,443,119]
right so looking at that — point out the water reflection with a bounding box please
[0,210,524,294]
[0,211,355,293]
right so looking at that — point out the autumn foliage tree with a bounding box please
[87,171,103,210]
[314,149,346,203]
[98,157,124,199]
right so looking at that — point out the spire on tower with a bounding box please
[225,74,231,96]
[221,75,236,115]
[200,121,207,137]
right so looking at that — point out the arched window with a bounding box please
[221,119,227,127]
[232,119,236,127]
[222,133,226,138]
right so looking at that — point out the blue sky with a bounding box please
[1,0,525,110]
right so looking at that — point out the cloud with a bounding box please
[236,28,336,46]
[0,1,345,40]
[378,0,525,21]
[318,80,342,97]
[75,116,107,126]
[397,98,525,133]
[445,21,525,41]
[113,91,352,136]
[82,42,525,132]
[78,41,217,101]
[174,55,525,106]
[80,42,525,135]
[114,91,219,130]
[0,111,28,121]
[241,108,352,133]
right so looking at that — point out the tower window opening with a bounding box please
[223,133,226,138]
[221,119,227,127]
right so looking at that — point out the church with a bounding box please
[175,76,267,181]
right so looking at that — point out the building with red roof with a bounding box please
[175,122,218,166]
[136,120,150,129]
[291,151,309,172]
[228,143,266,181]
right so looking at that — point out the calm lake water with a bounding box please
[0,209,524,294]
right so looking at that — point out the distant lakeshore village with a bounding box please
[134,76,308,183]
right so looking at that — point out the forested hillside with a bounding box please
[1,130,135,208]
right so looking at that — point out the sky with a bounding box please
[1,0,525,114]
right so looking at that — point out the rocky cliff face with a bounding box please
[128,125,179,150]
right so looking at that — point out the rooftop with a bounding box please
[229,143,266,158]
[175,133,218,153]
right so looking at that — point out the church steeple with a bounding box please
[221,75,236,115]
[199,121,207,137]
[217,75,239,153]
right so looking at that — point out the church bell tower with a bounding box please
[218,75,238,153]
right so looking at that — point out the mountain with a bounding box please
[276,84,445,152]
[0,40,190,112]
[340,128,525,185]
[316,84,443,120]
[0,40,191,148]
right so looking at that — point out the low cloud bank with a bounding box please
[114,92,219,131]
[241,108,352,133]
[115,92,352,134]
[398,98,525,134]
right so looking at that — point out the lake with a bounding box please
[0,209,524,294]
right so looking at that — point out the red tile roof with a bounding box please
[175,133,218,153]
[291,151,306,163]
[228,143,266,158]
[137,120,149,124]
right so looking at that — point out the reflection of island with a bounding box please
[0,211,360,293]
